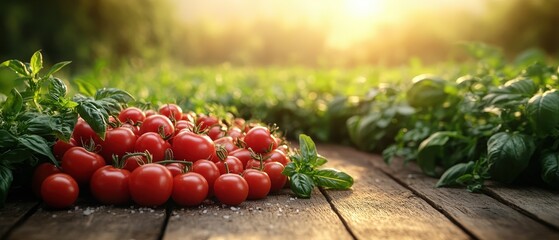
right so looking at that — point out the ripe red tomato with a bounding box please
[207,125,225,140]
[172,172,208,207]
[215,156,244,175]
[229,148,253,168]
[243,169,271,200]
[213,174,248,206]
[244,126,275,154]
[214,136,238,153]
[245,159,268,170]
[123,155,144,172]
[196,115,219,131]
[129,163,173,206]
[61,147,106,185]
[90,166,131,205]
[226,126,243,140]
[145,109,157,117]
[159,104,183,121]
[192,160,220,195]
[41,173,79,209]
[166,163,185,177]
[99,127,137,163]
[32,163,62,197]
[264,149,290,166]
[172,131,215,162]
[139,115,175,137]
[118,107,146,125]
[134,132,171,162]
[121,123,140,136]
[53,138,77,160]
[263,162,287,192]
[72,118,102,147]
[175,120,194,133]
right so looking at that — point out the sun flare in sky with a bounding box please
[173,0,486,49]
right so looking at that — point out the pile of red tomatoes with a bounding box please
[34,104,291,208]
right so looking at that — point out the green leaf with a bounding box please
[1,60,30,76]
[299,134,317,163]
[30,50,43,75]
[483,78,537,106]
[282,162,297,176]
[0,165,13,207]
[417,131,456,177]
[406,74,447,108]
[0,130,17,148]
[526,90,559,136]
[75,100,107,140]
[290,173,314,198]
[312,168,353,189]
[312,155,328,167]
[436,161,475,187]
[2,88,23,116]
[540,152,559,189]
[48,77,68,101]
[95,88,135,103]
[18,135,57,165]
[487,132,535,184]
[45,61,71,77]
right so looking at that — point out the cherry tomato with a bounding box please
[140,115,175,137]
[32,163,62,197]
[129,163,173,206]
[118,107,146,124]
[196,115,219,131]
[99,127,137,163]
[215,156,244,175]
[72,118,102,147]
[172,172,208,207]
[145,109,157,117]
[213,173,248,206]
[181,111,196,122]
[263,162,288,192]
[90,166,131,205]
[245,159,268,170]
[41,173,79,209]
[232,118,246,129]
[123,155,144,172]
[121,123,140,136]
[229,148,253,168]
[175,120,194,133]
[61,147,106,185]
[53,138,77,160]
[214,136,238,153]
[166,163,185,177]
[244,126,275,154]
[226,126,243,140]
[264,149,290,166]
[207,125,225,140]
[243,169,271,200]
[159,104,183,121]
[134,132,171,162]
[192,160,220,195]
[172,131,215,162]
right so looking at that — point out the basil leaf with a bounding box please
[95,88,135,103]
[75,99,107,140]
[526,90,559,136]
[406,75,447,108]
[0,166,13,207]
[312,168,353,189]
[48,77,68,101]
[312,155,328,167]
[290,173,314,198]
[18,135,57,165]
[436,161,475,187]
[299,134,317,163]
[417,131,456,177]
[0,130,17,148]
[30,50,43,76]
[282,162,297,176]
[1,60,30,76]
[487,132,535,184]
[540,152,559,189]
[45,61,71,77]
[2,88,23,116]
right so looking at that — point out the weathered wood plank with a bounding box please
[484,185,559,230]
[0,198,38,238]
[8,200,167,240]
[316,144,471,240]
[164,188,353,240]
[342,143,559,240]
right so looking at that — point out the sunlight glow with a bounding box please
[345,0,384,19]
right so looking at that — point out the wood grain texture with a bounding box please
[485,185,559,230]
[344,143,559,240]
[164,188,353,240]
[316,144,470,240]
[0,199,38,238]
[8,201,167,240]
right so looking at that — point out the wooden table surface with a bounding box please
[2,144,559,240]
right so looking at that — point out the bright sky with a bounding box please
[173,0,487,49]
